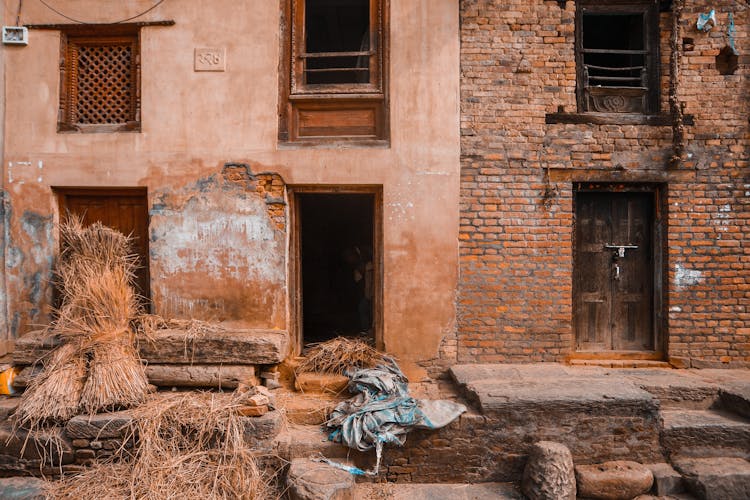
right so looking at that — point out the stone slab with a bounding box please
[13,328,288,366]
[661,409,750,458]
[65,411,133,440]
[145,364,257,388]
[12,330,62,365]
[673,457,750,500]
[353,483,524,499]
[0,424,74,467]
[0,477,46,499]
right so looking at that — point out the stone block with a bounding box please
[65,411,133,439]
[241,409,283,445]
[287,458,354,500]
[575,461,654,500]
[521,441,575,500]
[645,462,684,496]
[0,477,46,499]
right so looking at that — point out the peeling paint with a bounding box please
[674,264,703,289]
[149,167,287,326]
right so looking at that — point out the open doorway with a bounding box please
[291,188,381,350]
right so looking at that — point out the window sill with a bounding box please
[277,138,390,150]
[545,112,694,126]
[58,122,141,133]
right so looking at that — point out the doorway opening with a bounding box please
[55,187,151,310]
[291,188,381,350]
[572,184,664,358]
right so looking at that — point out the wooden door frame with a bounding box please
[287,185,384,355]
[53,186,151,308]
[570,182,666,360]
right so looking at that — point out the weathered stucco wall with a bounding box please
[1,1,461,363]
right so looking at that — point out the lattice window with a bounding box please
[60,32,140,132]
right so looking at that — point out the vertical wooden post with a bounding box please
[669,0,685,169]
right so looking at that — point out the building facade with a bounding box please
[457,0,749,368]
[0,0,460,369]
[0,0,747,372]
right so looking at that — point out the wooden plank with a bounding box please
[13,328,289,366]
[137,329,289,365]
[545,112,695,126]
[144,364,258,389]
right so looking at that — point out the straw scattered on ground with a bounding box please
[296,336,388,376]
[45,391,275,500]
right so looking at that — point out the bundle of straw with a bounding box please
[16,343,86,427]
[46,392,271,500]
[17,218,148,427]
[296,336,388,375]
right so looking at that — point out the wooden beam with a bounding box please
[26,20,175,30]
[545,112,694,126]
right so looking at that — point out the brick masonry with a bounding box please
[457,0,749,366]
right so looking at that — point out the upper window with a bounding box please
[575,1,659,114]
[59,27,140,132]
[280,0,388,143]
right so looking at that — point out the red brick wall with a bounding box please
[458,0,749,366]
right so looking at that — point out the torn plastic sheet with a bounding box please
[697,9,716,32]
[321,358,467,476]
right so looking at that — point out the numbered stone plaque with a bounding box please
[194,48,226,72]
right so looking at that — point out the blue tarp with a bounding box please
[321,359,466,475]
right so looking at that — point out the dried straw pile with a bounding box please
[45,392,271,500]
[297,336,388,375]
[16,218,148,430]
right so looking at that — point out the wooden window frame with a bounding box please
[279,0,389,144]
[575,0,660,115]
[58,25,141,133]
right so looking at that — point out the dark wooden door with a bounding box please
[59,189,151,305]
[574,192,653,351]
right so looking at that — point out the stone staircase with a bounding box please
[655,378,750,499]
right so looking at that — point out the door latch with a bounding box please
[614,264,621,280]
[604,244,638,258]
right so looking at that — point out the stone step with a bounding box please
[719,383,750,419]
[569,359,671,369]
[661,409,750,459]
[672,457,750,500]
[274,423,375,470]
[13,327,288,366]
[286,458,355,500]
[620,370,720,410]
[353,482,523,499]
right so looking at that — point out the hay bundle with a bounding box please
[16,343,86,426]
[46,392,270,500]
[79,340,149,414]
[297,336,388,375]
[17,219,147,427]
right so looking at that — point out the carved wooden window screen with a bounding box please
[60,32,140,132]
[575,1,659,114]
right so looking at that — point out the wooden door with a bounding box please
[574,191,654,351]
[58,189,151,306]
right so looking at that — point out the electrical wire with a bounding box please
[15,0,23,26]
[36,0,166,24]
